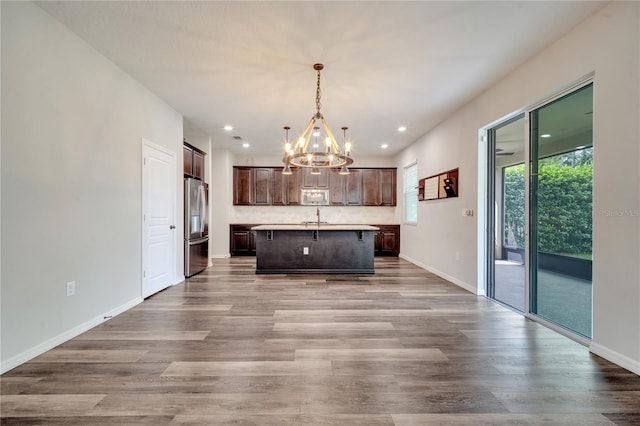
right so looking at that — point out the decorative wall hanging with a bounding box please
[418,168,458,201]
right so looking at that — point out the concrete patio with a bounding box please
[494,261,592,337]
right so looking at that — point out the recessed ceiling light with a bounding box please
[223,125,233,131]
[540,134,551,138]
[397,126,407,132]
[242,143,250,148]
[381,144,389,149]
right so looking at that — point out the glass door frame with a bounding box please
[485,113,526,308]
[525,78,593,343]
[479,73,594,345]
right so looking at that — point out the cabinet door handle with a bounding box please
[169,225,176,230]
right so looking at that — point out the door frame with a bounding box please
[478,73,594,345]
[525,78,594,343]
[477,110,524,299]
[141,138,177,298]
[484,113,526,306]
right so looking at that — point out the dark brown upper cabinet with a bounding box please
[183,142,206,181]
[233,167,254,205]
[183,146,193,176]
[345,169,363,206]
[329,169,346,205]
[362,168,396,206]
[254,168,271,205]
[379,169,397,206]
[232,166,395,207]
[286,168,301,205]
[362,169,380,206]
[302,167,329,189]
[193,151,204,180]
[271,168,301,206]
[328,168,364,206]
[271,168,286,206]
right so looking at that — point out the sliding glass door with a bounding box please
[529,84,593,338]
[485,82,593,340]
[487,116,526,312]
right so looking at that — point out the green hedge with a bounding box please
[503,159,592,257]
[503,164,525,248]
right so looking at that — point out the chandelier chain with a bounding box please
[315,69,322,114]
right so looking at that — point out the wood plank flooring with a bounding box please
[2,257,639,425]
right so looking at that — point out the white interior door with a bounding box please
[142,139,176,298]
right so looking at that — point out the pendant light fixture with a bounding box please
[282,63,353,175]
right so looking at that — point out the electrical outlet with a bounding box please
[455,252,460,261]
[303,247,309,255]
[66,281,76,297]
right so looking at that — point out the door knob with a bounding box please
[169,225,176,229]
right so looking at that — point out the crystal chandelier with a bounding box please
[282,63,353,176]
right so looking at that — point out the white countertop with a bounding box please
[251,224,380,231]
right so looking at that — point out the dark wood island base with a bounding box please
[252,225,379,274]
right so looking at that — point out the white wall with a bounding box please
[210,149,233,258]
[0,2,184,372]
[396,1,640,373]
[396,109,480,292]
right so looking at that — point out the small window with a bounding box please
[404,162,418,223]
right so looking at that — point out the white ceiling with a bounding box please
[36,1,606,158]
[495,83,593,158]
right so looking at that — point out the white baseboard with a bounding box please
[399,253,478,295]
[0,297,143,375]
[590,342,640,375]
[211,254,231,259]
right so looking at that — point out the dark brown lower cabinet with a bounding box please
[230,224,399,257]
[373,225,400,256]
[230,224,257,256]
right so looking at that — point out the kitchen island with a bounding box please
[251,224,379,274]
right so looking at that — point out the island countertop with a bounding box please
[252,224,377,274]
[251,224,379,231]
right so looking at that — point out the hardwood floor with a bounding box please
[2,257,639,425]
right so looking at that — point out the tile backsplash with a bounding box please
[231,205,399,225]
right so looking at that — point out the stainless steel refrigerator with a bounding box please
[184,177,208,277]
